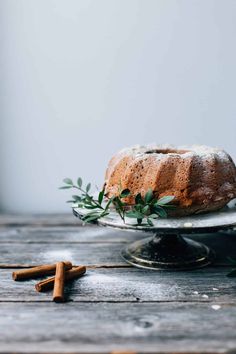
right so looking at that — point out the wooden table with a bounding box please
[0,214,236,353]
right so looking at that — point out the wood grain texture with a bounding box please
[0,225,135,243]
[0,231,235,266]
[0,213,79,227]
[0,302,235,353]
[0,225,235,246]
[0,226,235,268]
[0,214,235,353]
[0,267,235,302]
[0,242,125,267]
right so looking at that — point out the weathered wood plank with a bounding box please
[0,232,234,266]
[0,267,235,303]
[0,225,235,264]
[0,302,235,352]
[0,213,80,227]
[0,242,125,267]
[0,226,136,243]
[0,225,235,246]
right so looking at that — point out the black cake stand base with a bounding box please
[121,233,214,270]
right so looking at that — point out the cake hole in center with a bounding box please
[145,149,189,155]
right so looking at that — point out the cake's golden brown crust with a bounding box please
[104,144,236,216]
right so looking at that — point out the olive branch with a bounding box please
[60,177,175,226]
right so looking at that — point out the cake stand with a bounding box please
[73,201,236,270]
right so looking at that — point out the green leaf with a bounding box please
[72,195,81,201]
[162,204,176,209]
[157,196,175,205]
[142,205,150,215]
[147,218,154,226]
[100,211,110,218]
[154,206,167,218]
[104,202,111,213]
[125,211,144,219]
[135,193,143,204]
[82,215,101,223]
[145,188,153,203]
[98,189,105,204]
[227,269,236,277]
[63,178,73,185]
[85,195,93,202]
[120,189,130,198]
[66,200,74,203]
[113,196,124,209]
[125,211,138,218]
[86,183,91,192]
[104,197,114,211]
[134,204,142,212]
[77,177,82,188]
[84,205,98,209]
[59,186,72,189]
[149,213,159,219]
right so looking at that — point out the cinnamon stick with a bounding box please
[12,261,72,281]
[35,265,86,292]
[53,262,66,303]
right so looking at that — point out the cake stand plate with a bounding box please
[73,201,236,270]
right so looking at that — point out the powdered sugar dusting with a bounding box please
[211,304,221,310]
[83,271,182,301]
[123,144,230,161]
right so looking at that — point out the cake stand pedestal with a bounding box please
[120,233,213,270]
[73,202,236,270]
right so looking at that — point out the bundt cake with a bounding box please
[104,144,236,216]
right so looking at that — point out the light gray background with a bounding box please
[1,0,236,213]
